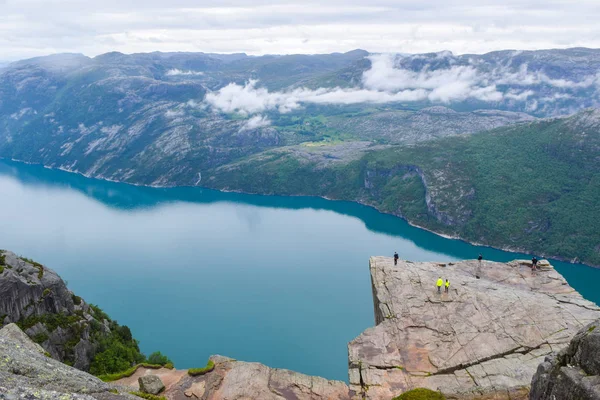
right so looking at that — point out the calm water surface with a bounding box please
[0,159,598,382]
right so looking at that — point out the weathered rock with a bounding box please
[0,323,133,399]
[139,374,166,394]
[120,355,359,399]
[0,250,114,370]
[530,319,600,400]
[348,257,600,400]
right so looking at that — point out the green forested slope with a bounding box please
[206,109,600,265]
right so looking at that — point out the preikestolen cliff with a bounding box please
[1,47,600,400]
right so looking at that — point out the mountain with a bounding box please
[0,48,599,264]
[204,109,600,266]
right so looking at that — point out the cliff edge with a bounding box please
[348,257,600,399]
[530,318,600,400]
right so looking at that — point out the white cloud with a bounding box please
[165,109,185,118]
[240,115,271,131]
[203,51,600,115]
[166,68,204,76]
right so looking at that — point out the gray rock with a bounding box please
[0,250,103,370]
[138,374,165,395]
[530,319,600,400]
[0,323,132,399]
[348,257,600,400]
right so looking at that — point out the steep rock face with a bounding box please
[530,319,600,400]
[0,323,133,399]
[0,250,111,370]
[348,257,600,400]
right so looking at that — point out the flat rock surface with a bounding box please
[117,356,358,400]
[348,257,600,400]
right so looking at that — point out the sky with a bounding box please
[0,0,600,62]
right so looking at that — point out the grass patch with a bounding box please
[392,388,446,400]
[188,360,215,376]
[0,266,4,274]
[42,288,51,297]
[589,326,596,333]
[129,392,166,400]
[98,363,163,382]
[0,252,5,266]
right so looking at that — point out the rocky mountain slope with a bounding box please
[531,319,600,400]
[205,108,600,266]
[0,249,144,372]
[348,257,600,399]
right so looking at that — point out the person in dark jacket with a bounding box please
[476,254,483,279]
[532,256,538,272]
[394,252,399,266]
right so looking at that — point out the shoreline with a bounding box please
[2,156,598,269]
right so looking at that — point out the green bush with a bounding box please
[147,351,173,367]
[97,363,163,382]
[32,332,49,344]
[129,392,166,400]
[188,360,215,376]
[392,388,446,400]
[0,252,6,266]
[42,288,51,297]
[72,294,82,305]
[164,362,174,370]
[0,266,4,274]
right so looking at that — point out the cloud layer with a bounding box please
[1,1,600,61]
[204,54,600,115]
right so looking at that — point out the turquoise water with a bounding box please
[0,159,598,382]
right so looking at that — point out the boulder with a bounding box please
[530,319,600,400]
[0,323,129,398]
[348,257,600,400]
[139,374,165,395]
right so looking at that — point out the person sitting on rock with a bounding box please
[394,252,399,266]
[437,277,443,293]
[532,256,538,272]
[445,279,450,293]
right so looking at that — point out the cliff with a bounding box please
[348,257,600,399]
[530,318,600,400]
[0,249,142,371]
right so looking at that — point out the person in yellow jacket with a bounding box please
[445,279,450,293]
[436,277,443,293]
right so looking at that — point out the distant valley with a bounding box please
[1,48,599,265]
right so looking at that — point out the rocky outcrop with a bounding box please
[116,355,358,400]
[530,319,600,400]
[0,249,121,370]
[348,257,600,400]
[0,323,134,399]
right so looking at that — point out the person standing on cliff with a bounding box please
[437,277,443,293]
[532,256,538,272]
[476,254,483,279]
[445,279,450,293]
[394,252,399,266]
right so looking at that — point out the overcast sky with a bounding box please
[1,0,599,61]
